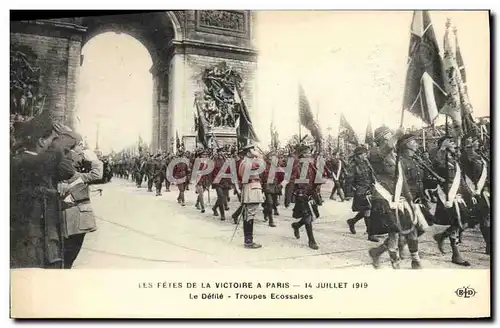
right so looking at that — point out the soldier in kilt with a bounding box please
[346,145,378,242]
[260,151,281,227]
[367,126,418,269]
[432,136,475,266]
[173,150,190,207]
[290,144,322,250]
[460,133,490,255]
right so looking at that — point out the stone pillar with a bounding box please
[10,19,86,129]
[151,74,160,151]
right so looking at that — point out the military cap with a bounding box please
[396,133,417,151]
[373,125,393,142]
[437,135,454,149]
[353,145,368,156]
[296,143,312,154]
[461,132,478,148]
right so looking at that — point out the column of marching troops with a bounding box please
[9,111,490,270]
[111,124,490,269]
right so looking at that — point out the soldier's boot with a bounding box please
[148,179,153,192]
[480,225,491,255]
[212,204,219,217]
[346,218,357,234]
[368,244,387,269]
[273,206,279,216]
[450,237,471,267]
[410,252,422,269]
[433,228,451,254]
[291,219,304,239]
[180,192,186,206]
[195,199,200,210]
[389,251,400,269]
[268,211,276,227]
[219,204,226,221]
[364,217,380,242]
[156,188,162,196]
[244,220,262,249]
[398,235,408,260]
[305,223,319,250]
[457,230,463,245]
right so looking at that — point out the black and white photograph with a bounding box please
[8,8,491,318]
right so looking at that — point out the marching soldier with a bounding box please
[367,126,417,269]
[432,136,474,266]
[231,149,246,224]
[346,145,378,242]
[328,150,346,201]
[194,148,211,213]
[173,149,190,206]
[261,150,281,227]
[238,143,263,249]
[290,144,322,250]
[460,133,490,255]
[144,153,155,192]
[153,153,166,196]
[132,156,143,187]
[211,147,231,220]
[164,153,173,192]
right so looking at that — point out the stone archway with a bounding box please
[11,10,258,153]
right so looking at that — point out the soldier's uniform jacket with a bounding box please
[290,157,321,218]
[327,157,347,181]
[211,156,232,189]
[261,157,284,194]
[400,152,425,200]
[351,157,374,197]
[153,157,166,180]
[432,150,472,203]
[59,152,103,237]
[193,155,212,189]
[238,157,263,204]
[461,150,489,196]
[143,157,154,176]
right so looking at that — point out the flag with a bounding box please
[441,19,464,136]
[402,11,448,125]
[365,119,374,146]
[339,113,359,146]
[454,26,483,138]
[298,85,322,143]
[194,99,209,148]
[234,87,259,146]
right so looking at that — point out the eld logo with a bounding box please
[455,286,476,298]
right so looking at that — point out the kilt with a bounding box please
[351,186,371,212]
[467,192,490,228]
[368,194,415,236]
[433,196,469,229]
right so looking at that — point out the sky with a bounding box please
[75,11,489,153]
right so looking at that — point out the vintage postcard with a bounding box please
[9,9,491,319]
